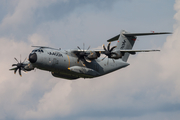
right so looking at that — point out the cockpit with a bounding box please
[29,49,44,63]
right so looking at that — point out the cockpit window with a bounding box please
[32,49,44,53]
[32,50,37,52]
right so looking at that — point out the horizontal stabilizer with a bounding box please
[124,32,172,37]
[107,32,172,42]
[107,34,120,42]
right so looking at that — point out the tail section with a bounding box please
[115,30,136,62]
[107,30,171,62]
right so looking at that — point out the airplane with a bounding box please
[10,30,171,80]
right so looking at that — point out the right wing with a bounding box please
[120,49,160,55]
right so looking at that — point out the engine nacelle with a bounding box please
[110,51,123,59]
[110,51,136,59]
[24,62,35,71]
[87,51,100,60]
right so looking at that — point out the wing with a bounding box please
[119,49,160,55]
[72,49,160,55]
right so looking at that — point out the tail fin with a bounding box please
[107,30,171,62]
[115,30,136,62]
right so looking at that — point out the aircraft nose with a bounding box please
[29,53,37,63]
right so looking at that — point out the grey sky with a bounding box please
[0,0,179,120]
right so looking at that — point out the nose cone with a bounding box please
[29,53,37,63]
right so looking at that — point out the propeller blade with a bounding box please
[83,43,85,51]
[80,60,86,66]
[14,58,19,63]
[110,46,117,52]
[103,45,107,51]
[77,46,81,50]
[20,54,21,63]
[19,68,22,76]
[14,68,18,74]
[12,64,17,67]
[102,56,107,61]
[86,46,90,51]
[84,56,91,63]
[22,57,27,63]
[77,58,80,63]
[107,42,111,51]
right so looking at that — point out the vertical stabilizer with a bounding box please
[115,30,136,62]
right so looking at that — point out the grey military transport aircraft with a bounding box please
[10,30,171,80]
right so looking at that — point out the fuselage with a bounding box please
[29,48,129,80]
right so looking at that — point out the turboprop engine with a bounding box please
[9,56,34,76]
[75,44,101,63]
[87,51,101,60]
[102,42,124,60]
[109,50,123,59]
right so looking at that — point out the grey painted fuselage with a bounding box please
[31,48,129,80]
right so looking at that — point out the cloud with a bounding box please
[0,0,118,41]
[0,37,55,119]
[0,0,178,120]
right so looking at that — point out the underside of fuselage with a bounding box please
[51,70,95,80]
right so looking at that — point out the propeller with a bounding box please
[102,42,117,64]
[77,43,91,65]
[10,55,27,76]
